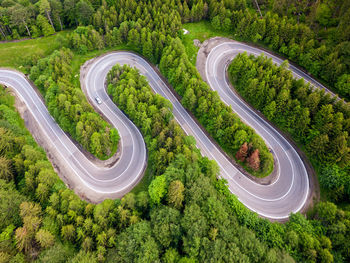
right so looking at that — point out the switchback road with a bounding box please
[0,67,146,201]
[0,41,316,218]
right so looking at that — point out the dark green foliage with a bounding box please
[29,48,119,159]
[206,1,350,100]
[107,64,198,176]
[216,178,350,263]
[114,221,160,262]
[228,53,350,201]
[160,37,274,177]
[105,64,292,262]
[1,0,350,262]
[0,180,27,232]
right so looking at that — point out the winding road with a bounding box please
[0,39,319,219]
[0,66,147,201]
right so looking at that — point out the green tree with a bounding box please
[335,74,350,97]
[76,0,94,26]
[0,180,27,231]
[9,4,33,37]
[71,251,98,263]
[90,132,102,156]
[36,242,75,263]
[0,156,13,181]
[150,206,181,248]
[117,221,160,262]
[315,3,333,27]
[49,0,64,30]
[61,224,75,242]
[315,201,338,225]
[36,14,55,36]
[148,174,167,205]
[35,229,55,248]
[167,180,185,209]
[39,0,55,30]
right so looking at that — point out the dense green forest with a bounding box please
[1,0,349,99]
[159,38,273,176]
[28,48,119,159]
[2,63,350,261]
[2,58,350,261]
[228,53,350,201]
[1,0,350,262]
[15,0,274,176]
[207,0,350,99]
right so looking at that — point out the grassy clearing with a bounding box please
[181,21,232,65]
[0,31,70,72]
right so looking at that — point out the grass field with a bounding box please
[0,31,70,72]
[0,22,225,70]
[182,21,232,65]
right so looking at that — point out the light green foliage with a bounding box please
[335,74,350,98]
[148,175,167,205]
[36,15,55,37]
[167,180,185,209]
[315,3,333,27]
[70,251,98,263]
[35,229,55,248]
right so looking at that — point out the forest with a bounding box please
[29,48,120,159]
[1,0,349,99]
[159,38,273,176]
[2,63,349,261]
[0,0,350,262]
[228,53,350,202]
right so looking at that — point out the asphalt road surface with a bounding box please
[0,43,316,219]
[0,67,147,201]
[198,40,315,219]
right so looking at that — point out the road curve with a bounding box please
[0,46,312,219]
[0,66,147,201]
[84,51,310,219]
[198,39,312,219]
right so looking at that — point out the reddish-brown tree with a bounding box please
[247,149,260,171]
[235,142,249,162]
